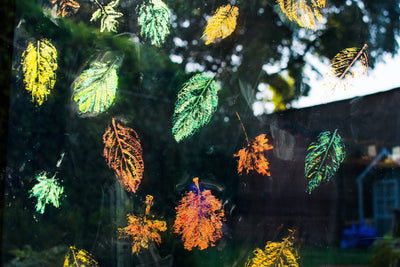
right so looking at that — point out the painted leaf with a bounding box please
[246,229,298,267]
[103,118,144,193]
[304,129,345,193]
[90,0,123,32]
[118,195,167,254]
[51,0,80,17]
[329,44,368,91]
[202,4,239,45]
[29,171,64,214]
[174,178,225,250]
[172,73,220,142]
[138,0,171,47]
[21,39,58,106]
[277,0,325,30]
[63,246,98,267]
[73,58,120,115]
[234,134,273,176]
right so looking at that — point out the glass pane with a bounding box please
[2,0,400,266]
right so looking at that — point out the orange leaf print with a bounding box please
[51,0,80,17]
[234,134,273,176]
[118,195,167,254]
[103,118,144,193]
[174,177,225,250]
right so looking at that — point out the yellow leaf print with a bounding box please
[21,39,58,106]
[202,4,239,45]
[246,229,299,267]
[63,246,98,266]
[277,0,325,30]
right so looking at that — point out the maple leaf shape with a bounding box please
[172,73,220,142]
[63,246,98,267]
[234,134,273,176]
[118,195,167,254]
[73,56,121,115]
[29,171,64,214]
[103,118,144,193]
[202,4,239,45]
[246,229,299,267]
[90,0,123,32]
[174,178,225,250]
[51,0,80,17]
[277,0,325,30]
[21,39,58,106]
[329,44,368,91]
[138,0,171,47]
[305,129,345,193]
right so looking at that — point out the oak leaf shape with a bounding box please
[329,44,368,91]
[202,4,239,45]
[29,171,64,214]
[234,134,273,176]
[138,0,171,47]
[174,178,225,250]
[304,129,345,193]
[21,39,58,106]
[73,57,120,115]
[118,195,167,254]
[246,229,299,267]
[51,0,80,17]
[277,0,325,30]
[90,0,123,32]
[103,118,144,193]
[63,246,98,267]
[172,73,220,142]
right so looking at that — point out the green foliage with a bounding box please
[73,57,121,115]
[371,234,400,267]
[7,245,68,267]
[172,73,220,142]
[304,129,345,193]
[138,0,171,47]
[90,0,123,33]
[29,171,64,214]
[300,247,371,266]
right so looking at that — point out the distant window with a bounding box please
[368,145,376,157]
[373,179,399,219]
[392,146,400,162]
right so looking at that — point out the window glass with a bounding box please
[2,0,400,266]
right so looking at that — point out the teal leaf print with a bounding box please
[305,129,345,193]
[172,73,220,142]
[138,0,171,47]
[29,172,64,214]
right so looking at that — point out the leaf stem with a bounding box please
[56,152,65,168]
[145,195,153,216]
[36,40,40,85]
[275,230,295,265]
[71,247,79,266]
[193,177,200,192]
[190,74,216,109]
[235,111,249,144]
[316,129,338,174]
[93,0,106,14]
[111,118,130,177]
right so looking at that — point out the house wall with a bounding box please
[233,88,400,245]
